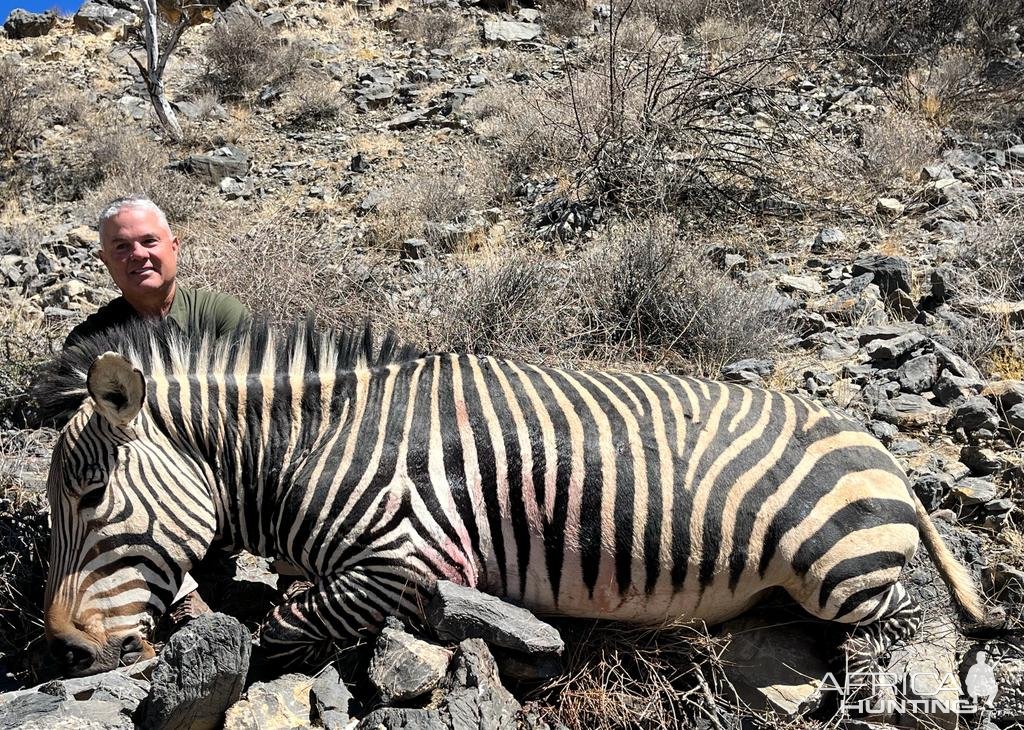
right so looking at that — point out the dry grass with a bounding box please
[0,58,41,158]
[282,74,349,131]
[392,6,469,51]
[203,15,307,100]
[525,621,745,730]
[860,112,941,185]
[543,1,591,38]
[570,221,793,375]
[179,206,391,327]
[894,47,985,126]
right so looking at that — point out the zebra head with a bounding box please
[44,352,217,676]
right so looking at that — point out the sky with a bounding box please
[2,0,80,19]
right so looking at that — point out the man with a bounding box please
[65,196,251,626]
[64,196,249,349]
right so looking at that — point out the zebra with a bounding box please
[39,319,987,677]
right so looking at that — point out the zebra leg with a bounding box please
[840,582,922,676]
[255,566,423,670]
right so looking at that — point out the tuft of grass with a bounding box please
[525,620,745,730]
[860,112,941,185]
[283,75,348,131]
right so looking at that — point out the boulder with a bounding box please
[933,370,985,406]
[874,394,950,428]
[865,332,927,362]
[949,397,1001,434]
[852,255,912,296]
[4,9,57,38]
[720,617,828,715]
[138,612,251,730]
[310,666,352,730]
[951,477,998,506]
[426,581,564,656]
[73,2,135,35]
[182,145,250,184]
[981,380,1024,410]
[369,619,452,704]
[483,20,542,43]
[357,639,532,730]
[876,197,904,218]
[223,674,313,730]
[896,354,939,394]
[811,227,844,252]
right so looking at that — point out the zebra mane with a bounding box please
[34,318,422,426]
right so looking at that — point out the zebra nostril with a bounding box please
[50,635,96,671]
[120,634,143,656]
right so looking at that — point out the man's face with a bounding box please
[98,208,179,302]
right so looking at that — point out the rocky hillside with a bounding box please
[1,0,1023,727]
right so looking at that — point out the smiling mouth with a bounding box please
[129,267,155,276]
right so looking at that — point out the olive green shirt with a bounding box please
[64,285,250,350]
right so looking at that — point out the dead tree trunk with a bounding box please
[132,0,188,143]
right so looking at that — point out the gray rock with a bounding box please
[721,358,773,384]
[778,274,822,295]
[358,188,389,213]
[183,145,250,184]
[896,353,938,393]
[865,332,927,362]
[857,323,919,346]
[951,477,998,506]
[811,227,844,252]
[852,255,912,296]
[721,617,828,715]
[138,612,251,730]
[223,673,312,730]
[310,666,352,730]
[933,369,984,406]
[4,9,56,38]
[369,620,452,704]
[357,639,528,730]
[981,380,1024,409]
[874,394,950,428]
[875,197,904,218]
[483,20,542,43]
[0,692,62,730]
[1007,402,1024,432]
[960,446,1000,475]
[426,581,564,656]
[949,397,1000,434]
[1006,145,1024,166]
[58,670,148,712]
[932,342,982,380]
[73,2,134,34]
[984,563,1024,604]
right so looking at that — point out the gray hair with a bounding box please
[97,197,170,240]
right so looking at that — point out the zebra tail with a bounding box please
[913,491,989,626]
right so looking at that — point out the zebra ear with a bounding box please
[86,352,146,427]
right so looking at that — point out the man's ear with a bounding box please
[87,352,146,427]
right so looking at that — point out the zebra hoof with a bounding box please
[169,590,212,631]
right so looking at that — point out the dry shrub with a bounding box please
[543,1,591,38]
[429,254,558,359]
[78,121,205,222]
[283,75,348,130]
[368,159,499,249]
[860,112,941,184]
[894,47,985,125]
[695,15,755,57]
[636,0,709,34]
[204,14,306,99]
[468,86,567,183]
[572,221,792,375]
[180,208,388,326]
[0,58,41,158]
[816,0,972,72]
[0,464,49,685]
[526,621,743,730]
[393,7,468,50]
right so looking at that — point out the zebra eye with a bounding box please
[78,487,105,511]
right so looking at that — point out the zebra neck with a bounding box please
[159,370,359,558]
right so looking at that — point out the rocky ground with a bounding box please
[1,0,1024,727]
